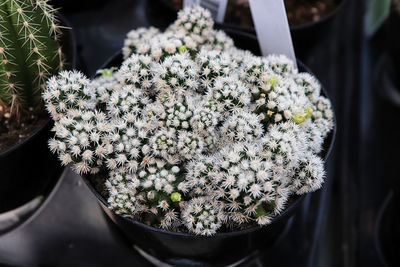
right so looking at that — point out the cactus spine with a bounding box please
[0,0,62,118]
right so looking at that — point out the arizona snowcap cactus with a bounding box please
[43,6,334,236]
[0,0,63,118]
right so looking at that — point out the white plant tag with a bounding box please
[183,0,228,23]
[249,0,297,69]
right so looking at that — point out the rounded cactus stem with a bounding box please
[170,192,182,202]
[0,0,62,116]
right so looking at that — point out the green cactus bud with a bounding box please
[98,67,116,77]
[268,76,278,87]
[305,107,313,118]
[292,112,306,124]
[178,45,187,53]
[0,0,62,117]
[170,192,182,202]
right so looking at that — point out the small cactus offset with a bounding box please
[0,0,63,117]
[43,6,335,236]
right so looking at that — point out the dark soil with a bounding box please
[224,0,338,28]
[285,0,337,26]
[0,108,48,153]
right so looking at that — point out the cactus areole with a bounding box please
[0,0,62,119]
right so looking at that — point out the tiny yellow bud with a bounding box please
[260,93,266,98]
[305,107,313,118]
[268,76,278,87]
[170,192,182,202]
[267,110,274,117]
[292,112,306,124]
[178,45,187,53]
[101,67,116,77]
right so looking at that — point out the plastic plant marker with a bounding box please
[249,0,297,69]
[183,0,228,22]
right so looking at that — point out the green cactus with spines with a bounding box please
[0,0,62,118]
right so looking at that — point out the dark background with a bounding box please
[1,0,399,266]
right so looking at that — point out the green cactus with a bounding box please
[0,0,62,118]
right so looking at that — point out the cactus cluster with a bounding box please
[0,0,63,118]
[43,6,334,235]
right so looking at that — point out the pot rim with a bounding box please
[84,44,337,239]
[0,14,77,158]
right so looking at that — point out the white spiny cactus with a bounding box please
[153,53,199,96]
[119,54,155,93]
[43,6,335,236]
[185,155,223,196]
[260,122,306,175]
[207,76,251,115]
[170,6,214,43]
[181,197,226,236]
[202,29,234,51]
[312,96,334,137]
[196,48,237,90]
[216,143,289,226]
[43,71,96,120]
[177,131,204,159]
[149,129,177,160]
[106,85,150,119]
[48,110,113,174]
[264,54,297,78]
[106,169,140,215]
[91,70,124,104]
[123,27,160,59]
[189,107,218,135]
[161,101,193,131]
[289,152,325,195]
[221,110,264,143]
[294,72,321,103]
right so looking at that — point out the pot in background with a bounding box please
[0,17,77,213]
[81,30,336,266]
[49,0,111,14]
[149,0,347,61]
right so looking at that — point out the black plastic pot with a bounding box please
[0,16,77,213]
[81,29,336,266]
[219,0,347,60]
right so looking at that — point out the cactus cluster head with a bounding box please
[43,6,334,235]
[0,0,63,118]
[181,197,226,236]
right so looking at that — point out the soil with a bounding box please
[223,0,339,28]
[285,0,337,26]
[0,108,49,153]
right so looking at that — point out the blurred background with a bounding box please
[0,0,399,266]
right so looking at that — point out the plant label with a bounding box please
[249,0,297,69]
[183,0,228,23]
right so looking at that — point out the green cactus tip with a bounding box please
[0,0,63,118]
